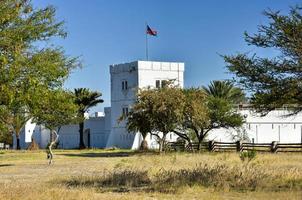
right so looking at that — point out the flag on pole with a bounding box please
[146,25,158,36]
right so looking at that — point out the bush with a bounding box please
[239,150,257,163]
[0,130,12,146]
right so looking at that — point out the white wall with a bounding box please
[138,61,184,88]
[106,61,138,148]
[58,124,79,149]
[16,113,111,149]
[207,109,302,143]
[58,114,111,149]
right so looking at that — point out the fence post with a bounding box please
[271,141,278,153]
[208,140,214,152]
[236,140,242,152]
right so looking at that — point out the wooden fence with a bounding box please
[166,141,302,153]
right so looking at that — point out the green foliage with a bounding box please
[224,6,302,115]
[127,82,245,151]
[202,80,246,104]
[0,125,12,145]
[74,88,104,115]
[183,88,209,131]
[173,88,209,147]
[31,90,79,130]
[0,0,79,149]
[207,96,244,129]
[239,150,257,163]
[126,86,185,151]
[181,82,245,149]
[151,87,185,136]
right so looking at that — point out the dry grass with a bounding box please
[0,149,301,199]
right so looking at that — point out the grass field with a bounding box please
[0,149,301,200]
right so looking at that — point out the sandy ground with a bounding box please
[0,150,301,200]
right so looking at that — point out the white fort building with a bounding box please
[15,60,302,149]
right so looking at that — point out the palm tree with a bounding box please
[202,80,245,104]
[74,88,104,149]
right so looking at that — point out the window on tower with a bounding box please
[155,79,170,88]
[122,80,128,90]
[122,107,129,117]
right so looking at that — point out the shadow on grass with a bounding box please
[60,150,159,158]
[0,164,14,167]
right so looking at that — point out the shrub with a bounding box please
[239,150,256,163]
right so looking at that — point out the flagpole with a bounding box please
[145,22,148,61]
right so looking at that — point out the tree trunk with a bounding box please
[47,130,59,165]
[195,128,207,152]
[140,139,148,151]
[158,133,167,153]
[197,133,205,151]
[159,139,164,152]
[16,136,20,150]
[197,138,202,151]
[79,122,85,149]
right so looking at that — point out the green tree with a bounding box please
[127,84,244,152]
[127,87,185,152]
[31,90,78,164]
[0,0,78,149]
[224,6,302,115]
[199,81,245,146]
[172,88,209,150]
[174,81,245,150]
[149,87,185,152]
[174,83,244,151]
[207,96,244,135]
[74,88,104,149]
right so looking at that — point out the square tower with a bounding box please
[106,60,185,148]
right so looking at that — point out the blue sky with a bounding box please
[33,0,300,113]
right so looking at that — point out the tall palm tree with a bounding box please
[74,88,104,149]
[202,80,246,104]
